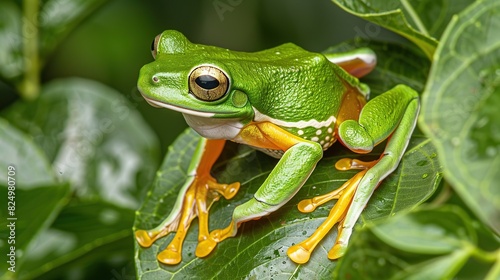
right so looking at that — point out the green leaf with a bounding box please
[331,0,474,58]
[391,249,471,280]
[134,42,441,278]
[0,184,70,280]
[420,0,500,234]
[332,226,408,280]
[2,78,158,278]
[370,206,476,254]
[18,200,135,280]
[335,205,498,280]
[0,118,54,187]
[2,78,160,209]
[0,118,71,279]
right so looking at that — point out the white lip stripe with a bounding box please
[253,107,336,129]
[144,97,215,117]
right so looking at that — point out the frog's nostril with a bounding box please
[152,76,159,83]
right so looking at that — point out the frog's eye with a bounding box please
[151,34,161,59]
[188,66,229,101]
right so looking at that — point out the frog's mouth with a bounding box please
[142,95,216,117]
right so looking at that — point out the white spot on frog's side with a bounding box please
[183,113,244,139]
[255,147,284,159]
[327,127,333,134]
[311,137,319,142]
[298,130,304,135]
[325,136,331,141]
[316,129,322,135]
[253,107,336,129]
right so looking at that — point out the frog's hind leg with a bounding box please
[288,85,419,263]
[134,138,239,265]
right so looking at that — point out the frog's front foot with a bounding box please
[287,158,377,264]
[135,175,239,265]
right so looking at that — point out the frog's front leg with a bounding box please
[288,85,419,263]
[135,138,240,265]
[200,122,323,252]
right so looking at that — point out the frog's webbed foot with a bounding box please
[194,177,240,258]
[287,158,377,264]
[135,176,239,265]
[135,138,240,265]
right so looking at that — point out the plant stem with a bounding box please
[471,247,500,263]
[401,0,430,36]
[485,250,500,280]
[19,0,40,101]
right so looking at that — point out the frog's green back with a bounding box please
[206,43,361,124]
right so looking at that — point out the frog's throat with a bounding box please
[142,95,216,117]
[183,113,244,140]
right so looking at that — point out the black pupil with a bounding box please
[151,39,155,52]
[195,75,219,89]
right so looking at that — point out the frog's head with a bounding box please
[137,30,253,121]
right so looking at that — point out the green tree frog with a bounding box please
[135,30,419,265]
